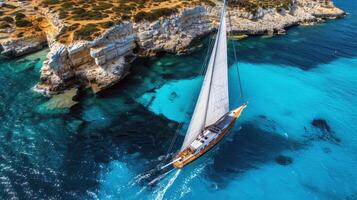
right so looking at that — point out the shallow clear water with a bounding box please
[1,0,357,199]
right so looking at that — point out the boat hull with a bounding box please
[173,104,246,168]
[173,117,236,168]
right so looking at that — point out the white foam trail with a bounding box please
[148,168,174,186]
[179,161,210,198]
[155,169,181,200]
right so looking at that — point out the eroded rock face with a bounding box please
[134,6,214,55]
[35,23,136,95]
[228,0,345,35]
[33,0,344,95]
[0,32,47,58]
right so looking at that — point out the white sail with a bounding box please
[181,2,229,150]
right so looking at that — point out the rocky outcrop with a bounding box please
[30,0,343,95]
[134,6,214,55]
[228,0,345,35]
[35,23,136,95]
[0,32,47,58]
[36,6,65,43]
[0,0,61,58]
[36,7,215,95]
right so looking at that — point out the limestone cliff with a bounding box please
[0,0,59,57]
[228,0,345,35]
[0,31,47,57]
[0,0,345,95]
[35,6,214,95]
[35,23,136,95]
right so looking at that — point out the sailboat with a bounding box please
[172,0,247,168]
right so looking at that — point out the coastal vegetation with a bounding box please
[230,0,293,13]
[74,24,100,40]
[37,0,218,42]
[14,13,33,27]
[134,8,179,22]
[0,0,299,43]
[0,2,42,39]
[0,0,340,45]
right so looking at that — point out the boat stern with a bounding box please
[172,148,195,168]
[173,159,184,168]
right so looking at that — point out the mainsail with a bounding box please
[181,1,229,150]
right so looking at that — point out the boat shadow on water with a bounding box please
[203,122,306,189]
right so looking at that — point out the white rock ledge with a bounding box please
[22,0,345,95]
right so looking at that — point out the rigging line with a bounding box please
[200,34,215,76]
[203,0,227,128]
[165,122,183,159]
[169,17,216,154]
[227,8,244,103]
[165,15,216,155]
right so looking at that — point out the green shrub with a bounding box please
[71,7,86,15]
[59,10,68,19]
[72,8,106,20]
[100,21,114,28]
[78,0,95,3]
[230,0,292,13]
[93,2,113,11]
[15,12,26,20]
[0,21,11,29]
[134,8,178,22]
[112,4,134,15]
[121,15,130,20]
[1,16,14,23]
[42,0,59,6]
[74,24,99,40]
[68,23,80,31]
[3,3,17,9]
[15,19,32,27]
[61,2,73,9]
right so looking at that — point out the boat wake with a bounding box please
[130,153,178,189]
[154,169,181,200]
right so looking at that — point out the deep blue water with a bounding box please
[1,0,357,199]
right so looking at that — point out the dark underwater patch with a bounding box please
[275,155,293,166]
[205,123,305,189]
[322,147,332,154]
[304,118,341,144]
[234,19,357,70]
[57,101,182,192]
[311,118,331,132]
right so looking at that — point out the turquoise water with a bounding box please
[1,0,357,199]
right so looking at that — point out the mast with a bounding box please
[181,0,229,150]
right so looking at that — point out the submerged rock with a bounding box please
[36,24,135,95]
[37,88,78,114]
[169,91,178,102]
[66,119,83,133]
[322,147,332,154]
[275,155,293,166]
[311,118,331,132]
[305,118,341,144]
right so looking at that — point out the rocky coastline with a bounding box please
[0,0,345,96]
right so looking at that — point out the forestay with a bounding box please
[181,0,229,150]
